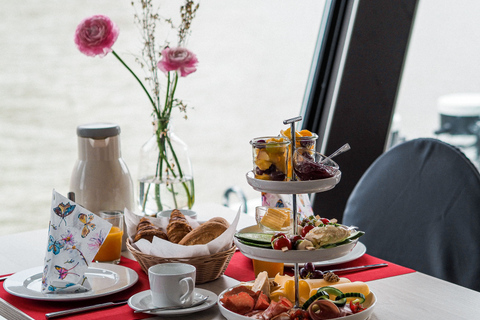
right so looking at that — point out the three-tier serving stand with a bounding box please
[238,116,353,308]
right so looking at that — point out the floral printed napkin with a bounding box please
[41,190,112,294]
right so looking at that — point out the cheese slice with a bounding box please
[251,271,270,296]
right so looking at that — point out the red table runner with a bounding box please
[224,251,415,282]
[0,257,151,320]
[0,252,415,319]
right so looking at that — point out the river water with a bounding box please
[0,0,324,234]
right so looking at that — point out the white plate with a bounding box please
[128,288,217,316]
[235,225,358,263]
[3,263,138,301]
[285,242,366,268]
[218,285,376,320]
[246,170,341,194]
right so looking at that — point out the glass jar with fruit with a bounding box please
[250,136,290,181]
[280,128,318,178]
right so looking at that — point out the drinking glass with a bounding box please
[94,211,124,264]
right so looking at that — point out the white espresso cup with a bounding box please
[148,263,196,307]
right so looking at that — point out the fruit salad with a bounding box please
[280,128,318,178]
[250,136,290,181]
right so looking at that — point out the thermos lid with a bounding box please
[77,123,121,139]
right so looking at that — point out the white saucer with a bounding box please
[128,288,217,316]
[284,242,367,267]
[3,263,138,301]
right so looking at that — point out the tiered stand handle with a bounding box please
[282,116,302,308]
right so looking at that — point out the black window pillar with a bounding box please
[302,0,419,221]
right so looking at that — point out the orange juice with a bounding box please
[94,226,123,263]
[252,259,284,278]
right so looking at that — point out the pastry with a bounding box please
[166,210,193,243]
[134,217,168,242]
[178,219,228,245]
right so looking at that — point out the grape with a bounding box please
[300,140,314,148]
[270,169,286,181]
[299,267,309,279]
[304,262,315,273]
[255,167,264,176]
[255,140,266,148]
[264,164,275,174]
[311,270,324,279]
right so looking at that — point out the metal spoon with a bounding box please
[321,143,351,163]
[134,294,209,313]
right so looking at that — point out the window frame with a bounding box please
[301,0,419,221]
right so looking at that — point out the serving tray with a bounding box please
[246,170,341,194]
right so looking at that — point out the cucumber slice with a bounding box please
[234,232,273,244]
[302,290,329,310]
[235,238,272,248]
[335,292,366,306]
[320,230,365,248]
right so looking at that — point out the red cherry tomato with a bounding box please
[350,300,365,313]
[271,232,287,244]
[291,309,309,320]
[289,235,303,249]
[301,225,314,237]
[320,218,330,225]
[272,236,292,251]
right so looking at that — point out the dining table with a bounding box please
[1,203,479,320]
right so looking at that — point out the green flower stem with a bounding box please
[165,136,194,207]
[111,50,157,111]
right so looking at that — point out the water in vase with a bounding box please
[138,175,194,216]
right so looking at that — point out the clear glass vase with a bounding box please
[138,119,195,215]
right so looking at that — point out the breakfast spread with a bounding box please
[219,268,370,319]
[133,209,230,245]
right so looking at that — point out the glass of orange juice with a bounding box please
[252,259,284,278]
[95,211,124,264]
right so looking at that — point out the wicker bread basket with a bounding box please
[126,238,236,284]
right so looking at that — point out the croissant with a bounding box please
[134,217,168,242]
[166,209,193,243]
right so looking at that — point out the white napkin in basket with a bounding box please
[125,207,240,258]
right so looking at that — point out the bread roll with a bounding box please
[166,210,193,243]
[178,219,228,245]
[207,217,230,229]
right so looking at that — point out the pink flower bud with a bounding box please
[74,15,119,57]
[157,47,198,77]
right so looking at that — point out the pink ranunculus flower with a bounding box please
[157,47,198,77]
[74,15,119,58]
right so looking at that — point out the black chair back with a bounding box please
[343,138,480,291]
